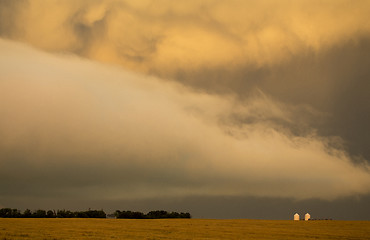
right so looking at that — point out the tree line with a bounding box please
[0,208,106,218]
[0,208,191,219]
[114,210,191,219]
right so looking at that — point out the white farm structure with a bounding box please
[294,212,311,221]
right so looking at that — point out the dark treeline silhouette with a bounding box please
[115,210,191,219]
[0,208,191,219]
[0,208,106,218]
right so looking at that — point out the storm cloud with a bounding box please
[1,38,369,200]
[0,0,370,218]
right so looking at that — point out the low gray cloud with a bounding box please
[1,39,369,204]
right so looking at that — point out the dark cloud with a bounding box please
[2,194,370,220]
[169,37,370,161]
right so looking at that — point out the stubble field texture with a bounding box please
[0,218,369,240]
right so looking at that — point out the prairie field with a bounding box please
[0,218,369,240]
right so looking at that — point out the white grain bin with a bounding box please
[294,213,299,221]
[305,213,311,221]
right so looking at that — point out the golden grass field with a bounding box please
[0,218,369,240]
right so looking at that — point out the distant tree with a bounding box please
[168,212,180,218]
[115,210,144,219]
[23,209,32,218]
[0,208,12,218]
[75,211,88,218]
[0,208,107,219]
[180,212,191,218]
[65,210,74,218]
[1,208,192,219]
[56,209,65,218]
[85,210,106,218]
[57,209,74,218]
[147,210,169,219]
[33,209,47,218]
[75,210,106,218]
[114,210,191,219]
[46,210,55,218]
[11,209,21,218]
[114,210,121,218]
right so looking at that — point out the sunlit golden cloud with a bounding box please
[2,0,370,73]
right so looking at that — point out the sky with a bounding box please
[0,0,369,220]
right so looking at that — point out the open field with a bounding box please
[0,218,369,240]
